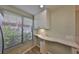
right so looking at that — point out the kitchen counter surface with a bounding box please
[35,34,79,49]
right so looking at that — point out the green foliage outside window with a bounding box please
[3,26,18,47]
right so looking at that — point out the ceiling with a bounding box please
[14,5,42,15]
[13,5,63,15]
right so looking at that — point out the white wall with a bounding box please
[48,6,75,41]
[34,10,50,29]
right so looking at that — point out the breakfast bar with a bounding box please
[35,34,79,54]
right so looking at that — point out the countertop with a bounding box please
[35,34,79,49]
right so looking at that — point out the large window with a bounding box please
[23,17,33,44]
[2,11,22,49]
[0,10,33,53]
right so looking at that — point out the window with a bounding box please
[23,17,33,44]
[2,11,22,49]
[0,10,33,53]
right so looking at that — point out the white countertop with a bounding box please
[35,34,79,49]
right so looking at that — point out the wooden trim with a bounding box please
[22,45,36,54]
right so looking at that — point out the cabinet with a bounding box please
[34,9,49,29]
